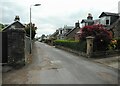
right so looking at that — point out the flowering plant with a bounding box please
[79,24,112,51]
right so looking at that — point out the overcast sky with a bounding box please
[0,0,119,37]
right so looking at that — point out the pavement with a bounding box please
[2,41,119,84]
[93,56,119,70]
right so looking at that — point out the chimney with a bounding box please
[118,1,120,16]
[87,13,93,20]
[14,16,20,21]
[75,20,80,28]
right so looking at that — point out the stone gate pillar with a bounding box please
[86,36,94,57]
[7,29,25,68]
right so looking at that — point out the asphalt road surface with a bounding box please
[2,41,119,84]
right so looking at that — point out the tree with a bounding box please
[79,24,112,51]
[0,23,5,31]
[25,23,37,39]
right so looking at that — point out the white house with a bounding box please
[99,12,119,27]
[81,13,94,28]
[57,25,74,40]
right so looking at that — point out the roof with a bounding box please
[99,12,119,18]
[76,28,82,34]
[65,27,80,36]
[109,18,120,29]
[51,30,59,37]
[81,19,94,23]
[3,21,25,31]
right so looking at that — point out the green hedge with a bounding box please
[54,40,87,52]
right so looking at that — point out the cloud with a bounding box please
[36,23,57,37]
[0,0,119,37]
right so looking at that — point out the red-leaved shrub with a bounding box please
[79,24,112,51]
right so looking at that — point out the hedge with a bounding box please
[54,40,87,52]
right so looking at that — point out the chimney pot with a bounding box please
[14,16,20,21]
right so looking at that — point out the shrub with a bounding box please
[54,40,86,52]
[79,24,111,51]
[114,37,120,50]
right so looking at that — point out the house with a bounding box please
[3,16,25,31]
[57,25,74,40]
[50,30,59,40]
[81,13,94,27]
[99,12,119,28]
[65,21,80,40]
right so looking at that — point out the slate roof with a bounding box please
[107,17,120,38]
[99,12,119,18]
[3,21,25,31]
[51,30,59,37]
[81,19,94,23]
[109,18,120,29]
[65,27,80,36]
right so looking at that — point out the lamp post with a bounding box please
[30,4,41,54]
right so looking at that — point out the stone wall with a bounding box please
[55,36,120,58]
[25,36,30,62]
[112,18,120,38]
[55,45,87,57]
[0,32,2,63]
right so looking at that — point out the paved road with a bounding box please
[2,41,118,84]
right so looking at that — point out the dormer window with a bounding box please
[100,16,110,26]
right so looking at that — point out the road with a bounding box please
[2,41,118,84]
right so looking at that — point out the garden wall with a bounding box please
[54,39,120,58]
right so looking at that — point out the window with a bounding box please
[60,30,62,34]
[106,20,109,25]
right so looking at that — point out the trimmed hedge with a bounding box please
[54,40,87,52]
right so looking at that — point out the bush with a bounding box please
[108,38,120,50]
[54,40,86,52]
[114,37,120,50]
[79,24,111,51]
